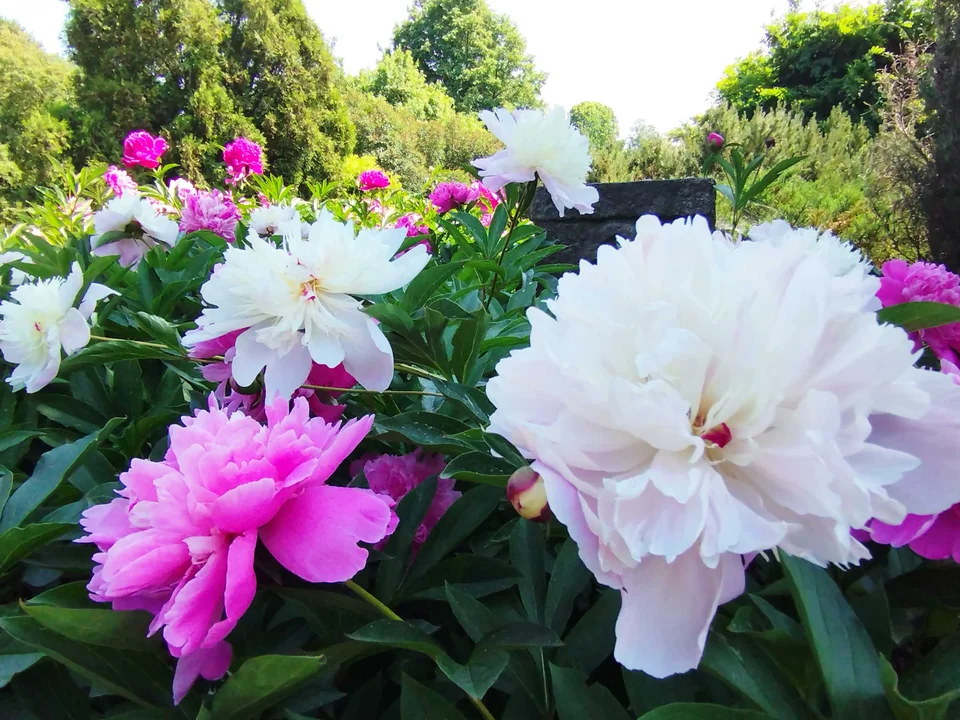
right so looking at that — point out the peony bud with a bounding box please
[507,467,549,522]
[706,132,724,150]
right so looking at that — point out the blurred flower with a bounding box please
[429,181,479,214]
[0,263,115,393]
[706,132,724,150]
[475,106,598,217]
[168,177,196,203]
[90,192,179,267]
[248,203,300,237]
[223,137,264,185]
[184,210,430,397]
[486,215,960,678]
[506,467,549,521]
[475,182,503,225]
[179,189,241,241]
[104,165,138,197]
[79,397,393,704]
[765,137,776,149]
[350,449,456,548]
[878,259,960,364]
[394,214,429,238]
[358,169,391,192]
[123,131,168,170]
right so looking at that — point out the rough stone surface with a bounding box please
[530,178,716,263]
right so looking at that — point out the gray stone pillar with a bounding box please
[530,178,716,263]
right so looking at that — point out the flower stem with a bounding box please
[394,363,445,381]
[484,180,537,310]
[302,383,442,398]
[344,580,498,720]
[89,334,176,351]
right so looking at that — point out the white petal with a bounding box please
[264,343,312,400]
[339,315,394,392]
[58,308,91,355]
[231,327,275,388]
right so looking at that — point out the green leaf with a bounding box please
[510,519,546,622]
[211,655,325,720]
[450,211,490,253]
[376,475,436,601]
[0,523,74,574]
[0,653,44,689]
[544,539,590,634]
[406,484,501,582]
[0,467,11,518]
[60,340,183,371]
[400,673,469,720]
[133,312,183,350]
[486,205,509,257]
[402,261,467,312]
[432,379,494,423]
[347,619,442,659]
[0,418,122,531]
[441,451,515,486]
[444,582,502,642]
[483,433,527,469]
[554,589,620,675]
[11,660,90,720]
[479,622,563,650]
[716,183,736,207]
[741,156,806,206]
[638,704,774,720]
[781,553,894,720]
[373,413,470,449]
[880,655,960,720]
[886,567,960,609]
[550,664,632,720]
[622,669,698,716]
[436,647,509,700]
[0,615,177,709]
[900,634,960,708]
[877,302,960,332]
[36,394,107,434]
[0,431,42,455]
[701,631,809,720]
[451,314,489,384]
[404,555,522,600]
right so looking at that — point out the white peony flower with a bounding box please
[474,106,599,217]
[90,192,179,268]
[1,250,29,286]
[184,210,431,397]
[0,263,116,393]
[248,204,301,237]
[486,215,960,679]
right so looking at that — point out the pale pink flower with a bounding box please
[878,259,960,364]
[104,166,138,198]
[394,214,429,238]
[79,397,393,703]
[358,170,390,192]
[179,190,241,241]
[429,182,479,214]
[350,449,457,548]
[168,178,196,203]
[123,131,168,170]
[223,138,264,185]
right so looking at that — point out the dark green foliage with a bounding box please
[717,0,935,131]
[392,0,546,112]
[570,101,619,149]
[355,48,456,121]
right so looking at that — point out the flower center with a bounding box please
[692,413,732,449]
[301,276,324,301]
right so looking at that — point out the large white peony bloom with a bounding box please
[486,215,960,679]
[184,210,430,398]
[90,192,179,268]
[0,263,115,392]
[474,106,599,217]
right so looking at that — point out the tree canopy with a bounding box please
[355,48,456,121]
[717,0,935,131]
[392,0,546,113]
[570,101,619,148]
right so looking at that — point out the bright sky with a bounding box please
[4,0,838,134]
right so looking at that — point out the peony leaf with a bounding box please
[400,673,469,720]
[401,261,467,313]
[544,539,591,634]
[880,654,960,720]
[638,704,775,719]
[375,475,436,602]
[0,653,44,689]
[210,654,325,720]
[553,589,620,676]
[478,622,563,650]
[0,523,74,574]
[877,301,960,332]
[550,663,632,720]
[898,634,960,712]
[10,660,89,720]
[347,619,443,659]
[451,313,489,385]
[373,413,470,450]
[510,519,546,623]
[781,553,894,720]
[440,451,515,486]
[435,647,509,700]
[886,566,960,609]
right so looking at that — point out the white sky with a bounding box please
[3,0,840,133]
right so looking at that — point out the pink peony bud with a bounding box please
[507,467,549,522]
[706,132,724,151]
[123,131,168,169]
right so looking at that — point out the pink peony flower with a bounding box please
[123,131,168,170]
[168,178,197,203]
[104,166,138,198]
[350,449,457,548]
[189,331,355,424]
[179,190,241,241]
[475,182,503,226]
[706,132,724,150]
[429,182,479,214]
[79,397,393,703]
[394,214,429,238]
[358,170,391,192]
[223,138,264,185]
[878,259,960,364]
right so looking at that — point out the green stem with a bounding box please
[302,383,442,398]
[345,581,497,720]
[394,363,445,381]
[89,334,174,351]
[484,180,537,310]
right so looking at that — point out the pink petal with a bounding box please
[172,641,232,705]
[204,531,258,646]
[261,485,393,582]
[209,478,282,534]
[162,544,228,656]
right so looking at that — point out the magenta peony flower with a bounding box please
[179,189,241,241]
[475,182,503,226]
[223,137,264,185]
[79,397,393,703]
[394,214,429,238]
[168,177,196,203]
[189,331,355,424]
[358,169,391,192]
[123,131,168,170]
[104,165,138,198]
[429,181,480,214]
[350,449,457,547]
[706,132,724,150]
[878,259,960,364]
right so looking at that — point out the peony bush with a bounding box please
[1,113,960,719]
